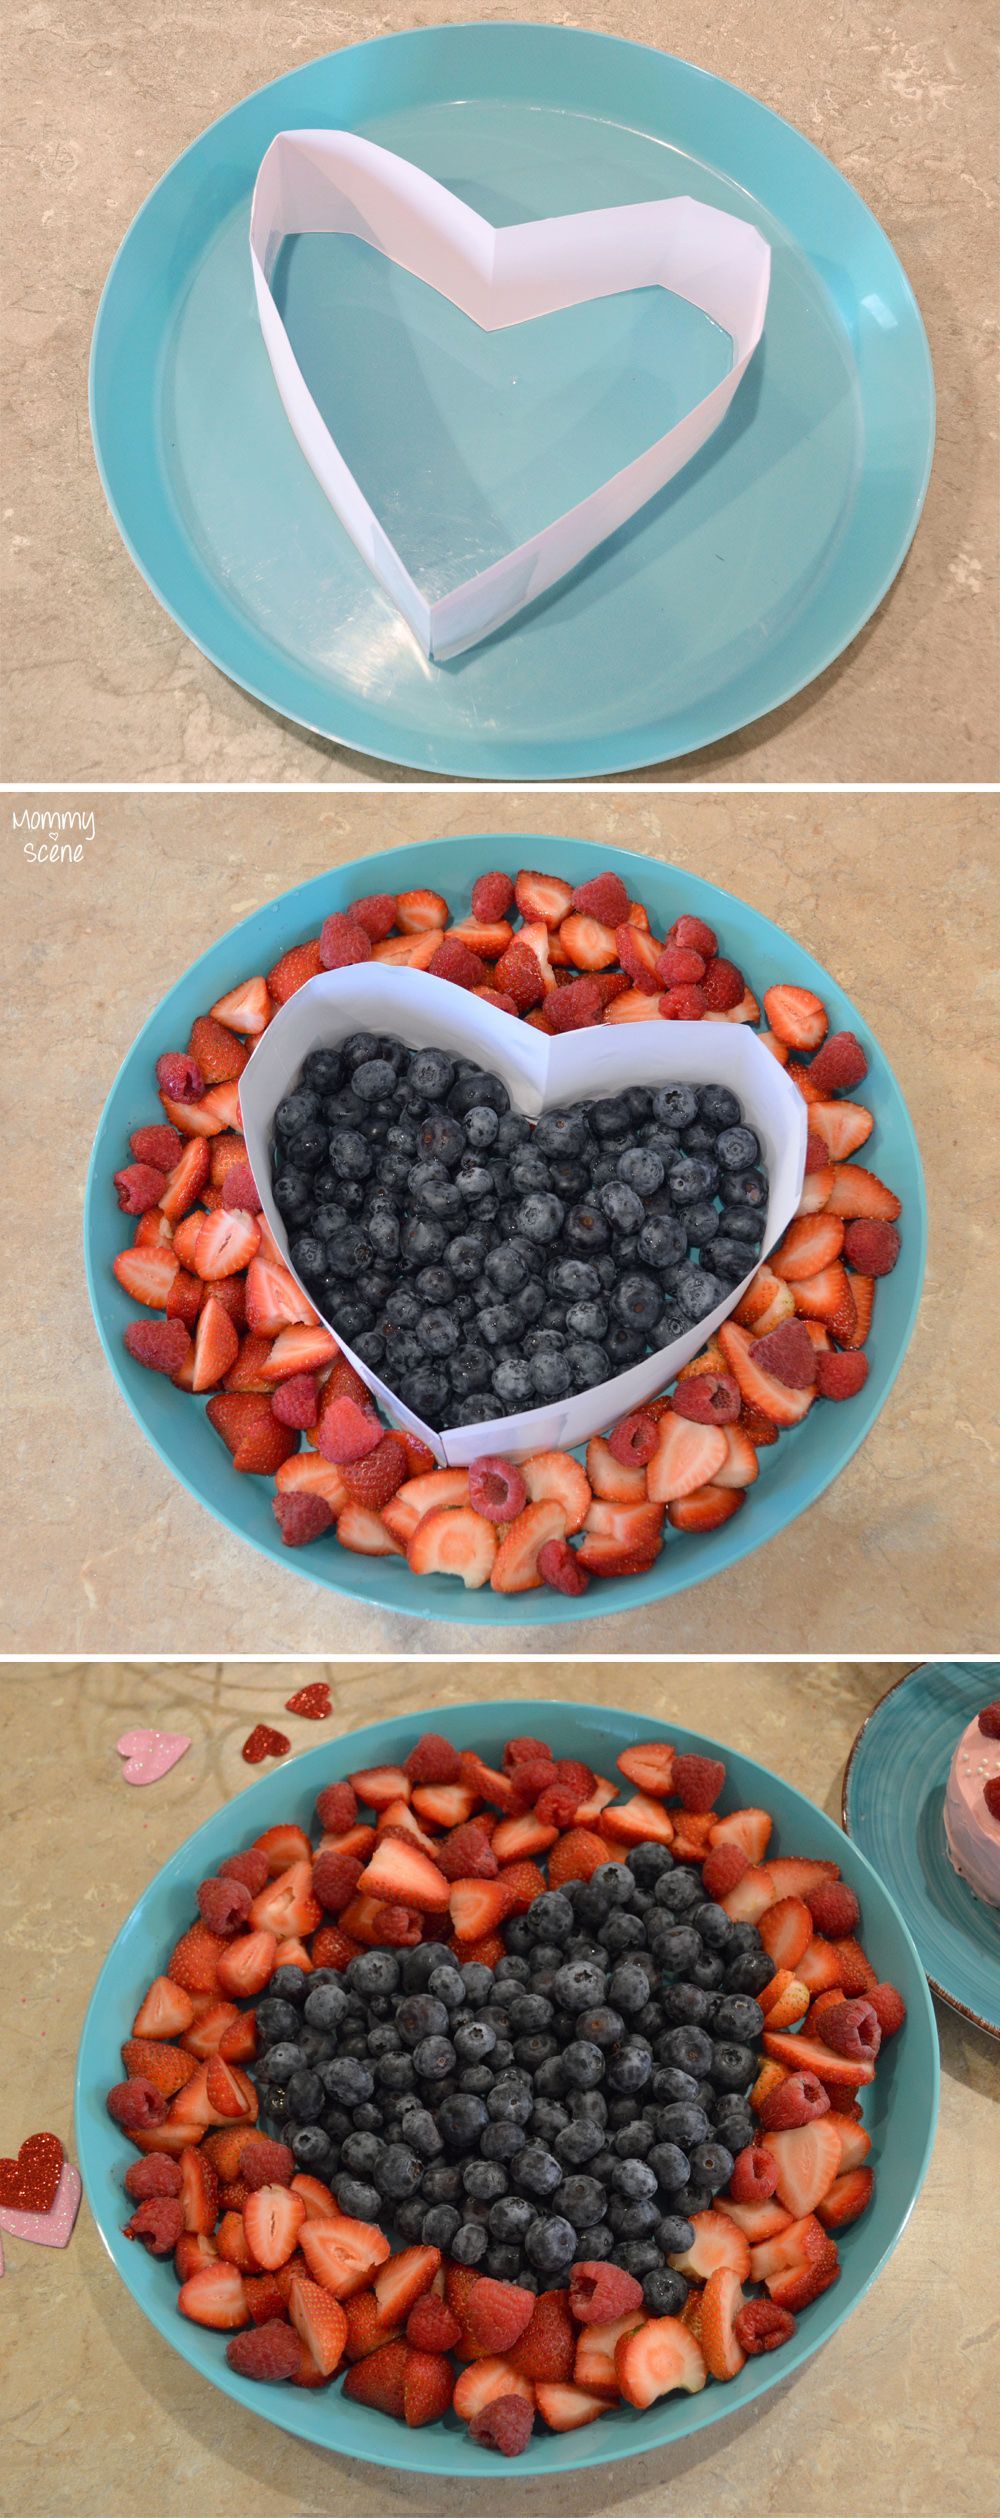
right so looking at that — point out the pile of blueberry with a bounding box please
[270,1034,769,1430]
[251,1842,774,2311]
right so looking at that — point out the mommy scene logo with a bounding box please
[14,805,96,862]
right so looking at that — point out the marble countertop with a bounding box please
[7,787,999,1656]
[2,0,997,783]
[1,1655,995,2517]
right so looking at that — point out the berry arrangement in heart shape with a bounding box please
[103,1724,906,2452]
[107,864,903,1596]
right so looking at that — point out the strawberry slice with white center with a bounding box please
[245,1255,317,1334]
[708,1806,773,1863]
[600,1792,675,1849]
[407,1507,498,1589]
[762,2120,845,2216]
[373,2245,441,2326]
[615,2316,707,2408]
[215,1929,278,2000]
[448,1878,512,1939]
[190,1294,240,1392]
[112,1245,180,1308]
[491,1499,570,1594]
[209,976,272,1035]
[667,2210,751,2283]
[451,2357,534,2420]
[287,2275,348,2375]
[244,2182,305,2270]
[298,2213,391,2298]
[700,2267,747,2381]
[194,1208,261,1281]
[356,1836,450,1913]
[177,2260,249,2329]
[646,1414,729,1503]
[717,1322,815,1429]
[131,1975,195,2039]
[573,2310,644,2398]
[248,1860,322,1939]
[534,2382,609,2432]
[520,1451,592,1532]
[762,2027,876,2087]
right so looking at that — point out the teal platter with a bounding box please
[76,1698,939,2475]
[90,22,934,776]
[82,832,927,1627]
[843,1662,1000,2038]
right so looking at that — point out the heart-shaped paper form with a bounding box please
[241,967,806,1467]
[249,133,770,660]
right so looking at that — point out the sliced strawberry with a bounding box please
[491,1499,569,1594]
[809,1099,874,1160]
[762,2028,875,2087]
[573,1533,663,1577]
[717,1322,815,1428]
[491,1812,559,1862]
[748,2212,831,2282]
[715,2197,794,2242]
[337,1502,404,1556]
[160,1093,225,1139]
[132,1976,196,2039]
[407,1506,498,1588]
[558,912,618,970]
[771,1214,845,1281]
[451,2357,534,2420]
[180,2000,241,2060]
[765,2244,840,2312]
[448,1878,512,1939]
[831,2120,873,2174]
[616,1741,675,1797]
[668,1485,745,1534]
[249,1862,321,1938]
[274,1451,347,1514]
[112,1245,179,1309]
[535,2381,608,2432]
[762,985,828,1051]
[515,869,574,926]
[762,2120,844,2216]
[190,1294,240,1392]
[615,2317,707,2408]
[373,2245,441,2326]
[667,2211,751,2282]
[786,1263,856,1334]
[520,1450,592,1533]
[245,1255,316,1335]
[253,1821,312,1874]
[573,2310,644,2398]
[646,1414,728,1502]
[700,2267,746,2382]
[290,2173,338,2222]
[816,2167,874,2230]
[395,886,450,932]
[371,929,444,969]
[410,1782,476,1829]
[601,1792,675,1849]
[604,987,660,1024]
[583,1499,665,1550]
[712,1426,760,1490]
[177,2261,249,2330]
[758,1897,814,1970]
[159,1138,212,1223]
[585,1436,647,1501]
[194,1208,261,1281]
[244,2184,306,2270]
[299,2213,392,2298]
[356,1838,449,1912]
[348,1763,411,1810]
[209,976,272,1036]
[215,1930,279,2000]
[708,1805,773,1863]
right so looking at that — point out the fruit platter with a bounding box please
[85,836,926,1623]
[76,1702,939,2475]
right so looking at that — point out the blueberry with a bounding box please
[412,2036,456,2081]
[552,1960,608,2013]
[516,1192,565,1244]
[288,2125,334,2171]
[485,1243,529,1295]
[525,2215,577,2275]
[422,2203,461,2249]
[529,1348,575,1399]
[716,1125,760,1171]
[720,1167,768,1211]
[697,1083,742,1129]
[486,2078,534,2126]
[450,2219,488,2264]
[565,1203,610,1253]
[689,2140,734,2193]
[488,2192,536,2243]
[723,1951,775,1996]
[643,2267,689,2314]
[463,1105,500,1149]
[564,1339,611,1388]
[652,1085,698,1129]
[512,2145,563,2200]
[637,1214,688,1271]
[560,2174,608,2228]
[257,1998,305,2044]
[710,2041,757,2091]
[712,1995,766,2043]
[599,1180,645,1235]
[565,1299,609,1341]
[418,1110,466,1166]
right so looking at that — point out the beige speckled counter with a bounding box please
[1,1657,996,2518]
[5,788,999,1655]
[2,0,998,783]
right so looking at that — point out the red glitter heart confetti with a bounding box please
[284,1684,332,1721]
[0,2133,63,2214]
[241,1725,291,1765]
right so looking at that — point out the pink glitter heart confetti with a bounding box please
[116,1728,191,1786]
[0,2160,82,2257]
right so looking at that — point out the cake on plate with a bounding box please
[943,1697,1000,1910]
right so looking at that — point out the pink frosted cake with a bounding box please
[943,1699,1000,1910]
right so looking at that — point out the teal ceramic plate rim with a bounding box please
[75,1698,940,2477]
[843,1663,1000,2039]
[88,22,935,778]
[82,832,928,1628]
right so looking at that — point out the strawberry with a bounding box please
[758,1896,814,1970]
[507,2288,576,2382]
[762,984,828,1051]
[403,2348,455,2427]
[451,2357,534,2421]
[544,975,604,1031]
[341,2338,409,2415]
[762,2028,875,2087]
[160,1091,224,1139]
[123,1318,192,1377]
[718,1321,815,1427]
[299,2214,391,2298]
[178,2147,220,2234]
[373,2246,441,2326]
[493,937,546,1009]
[700,2267,747,2382]
[357,1837,449,1913]
[177,2261,249,2330]
[348,1764,411,1809]
[519,1450,592,1532]
[534,2381,608,2431]
[615,2317,707,2408]
[112,1245,179,1308]
[573,2310,644,2397]
[188,1294,239,1392]
[215,1930,279,2000]
[248,1861,321,1939]
[242,2183,306,2271]
[245,1255,316,1335]
[401,1504,495,1587]
[259,1324,336,1380]
[394,886,450,933]
[868,1981,907,2039]
[645,1413,728,1502]
[715,2196,792,2241]
[558,912,619,970]
[449,1878,512,1939]
[463,2278,535,2354]
[372,928,444,969]
[490,1812,559,1862]
[668,2211,751,2284]
[816,2167,874,2230]
[765,2244,840,2313]
[120,2037,198,2098]
[771,1213,845,1280]
[807,1029,868,1093]
[748,2212,831,2283]
[701,1840,750,1900]
[406,2295,462,2353]
[471,870,515,921]
[132,1976,196,2040]
[209,976,272,1035]
[615,923,663,992]
[194,1208,260,1281]
[601,1792,675,1849]
[762,2120,844,2216]
[546,1828,609,1887]
[166,1922,226,1996]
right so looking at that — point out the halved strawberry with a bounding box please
[407,1506,498,1588]
[112,1245,179,1308]
[491,1812,559,1862]
[760,1854,840,1898]
[831,2119,873,2173]
[356,1837,449,1912]
[215,1930,279,2000]
[762,2028,875,2087]
[668,1486,745,1533]
[759,1972,810,2029]
[159,1137,212,1223]
[616,1741,675,1797]
[718,1322,815,1428]
[786,1263,856,1335]
[245,1255,316,1335]
[181,2001,241,2060]
[762,2120,844,2216]
[712,1426,760,1490]
[247,1861,321,1939]
[190,1294,240,1392]
[615,2317,707,2407]
[762,985,828,1051]
[132,1976,196,2039]
[715,2197,794,2242]
[809,1099,874,1160]
[177,2261,249,2329]
[209,976,272,1036]
[394,886,450,932]
[765,2243,840,2312]
[291,2173,338,2222]
[825,1163,901,1220]
[515,869,574,926]
[338,1502,404,1556]
[709,1806,773,1863]
[348,1764,411,1809]
[748,2212,831,2283]
[601,1792,674,1849]
[287,2276,347,2376]
[771,1214,845,1281]
[816,2167,874,2230]
[371,929,444,969]
[646,1414,728,1502]
[274,1452,347,1514]
[574,1533,663,1577]
[258,1323,337,1381]
[299,2214,392,2298]
[585,1436,647,1501]
[700,2268,746,2382]
[573,2310,644,2398]
[341,2338,409,2413]
[583,1499,665,1549]
[194,1208,260,1281]
[667,2212,751,2282]
[758,1897,814,1970]
[160,1092,225,1139]
[534,2381,608,2431]
[448,1878,512,1939]
[410,1782,477,1829]
[491,1499,568,1594]
[451,2356,534,2420]
[373,2246,441,2325]
[243,2184,306,2270]
[520,1451,592,1533]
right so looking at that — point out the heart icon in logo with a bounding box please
[116,1728,191,1786]
[250,132,770,658]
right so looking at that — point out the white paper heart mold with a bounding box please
[241,967,806,1469]
[249,132,771,661]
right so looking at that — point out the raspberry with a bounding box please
[594,970,632,1007]
[226,2320,301,2382]
[807,1029,868,1094]
[106,2078,167,2130]
[468,2394,534,2457]
[342,1431,408,1509]
[752,1321,817,1389]
[729,2144,778,2203]
[701,1840,749,1899]
[403,1731,461,1785]
[471,870,515,921]
[221,1161,262,1213]
[123,1320,192,1376]
[568,2260,644,2324]
[816,1350,870,1401]
[660,984,706,1019]
[816,1997,881,2061]
[465,2278,536,2352]
[867,1981,907,2039]
[347,892,397,942]
[701,955,745,1011]
[667,913,717,958]
[218,1849,269,1895]
[375,1904,423,1946]
[984,1776,1000,1821]
[545,976,604,1031]
[196,1876,251,1936]
[114,1162,168,1214]
[318,912,372,971]
[437,1824,499,1882]
[239,2138,295,2190]
[406,2294,462,2351]
[315,1780,358,1831]
[657,945,706,987]
[571,872,630,925]
[806,1880,860,1937]
[270,1374,320,1430]
[608,1410,659,1466]
[978,1700,1000,1738]
[508,1758,559,1812]
[312,1849,363,1911]
[124,2197,184,2254]
[671,1372,742,1426]
[427,937,485,988]
[537,1537,589,1595]
[494,939,545,1011]
[535,1782,583,1827]
[554,1760,595,1797]
[615,926,661,992]
[155,1051,204,1102]
[468,1456,527,1522]
[843,1219,900,1277]
[123,2155,183,2201]
[759,2071,830,2129]
[316,1395,381,1465]
[734,2300,796,2355]
[130,1123,182,1170]
[502,1735,552,1772]
[805,1129,832,1173]
[672,1752,726,1813]
[475,987,520,1016]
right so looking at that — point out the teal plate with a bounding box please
[83,832,927,1628]
[89,23,934,777]
[76,1699,940,2476]
[844,1664,1000,2039]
